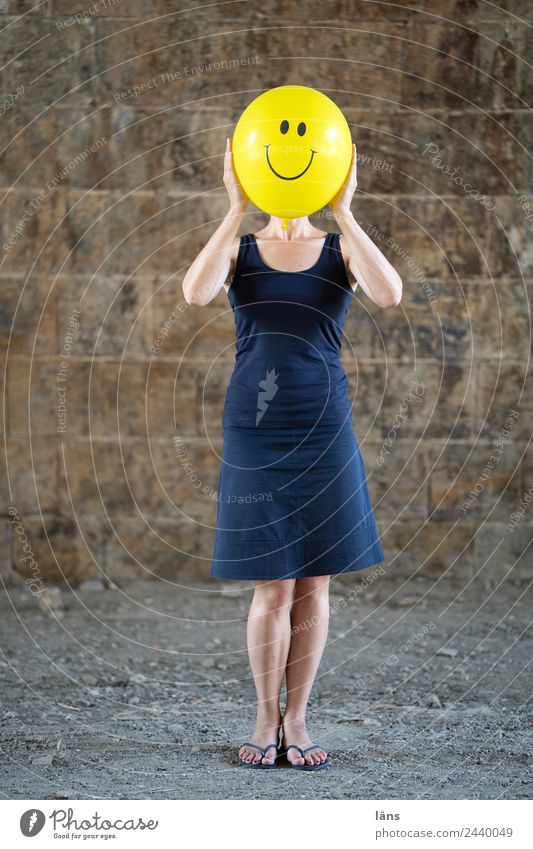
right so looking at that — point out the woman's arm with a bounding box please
[330,144,403,309]
[182,139,248,306]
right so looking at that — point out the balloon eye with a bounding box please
[280,120,289,134]
[297,122,306,136]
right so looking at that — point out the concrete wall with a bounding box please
[1,0,531,589]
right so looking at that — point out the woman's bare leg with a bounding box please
[282,575,330,766]
[239,579,295,765]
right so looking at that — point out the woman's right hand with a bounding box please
[224,138,248,215]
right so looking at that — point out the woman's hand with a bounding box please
[329,143,358,215]
[224,137,248,215]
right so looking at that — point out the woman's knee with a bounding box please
[253,579,295,611]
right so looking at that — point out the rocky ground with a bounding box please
[0,573,531,800]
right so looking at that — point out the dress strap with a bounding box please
[321,231,341,265]
[325,231,352,289]
[232,233,255,282]
[328,231,341,253]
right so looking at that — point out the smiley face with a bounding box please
[265,120,317,180]
[232,86,352,220]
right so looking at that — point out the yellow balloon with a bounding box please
[232,85,352,224]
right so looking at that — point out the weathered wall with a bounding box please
[1,0,531,589]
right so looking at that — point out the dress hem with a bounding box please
[210,525,385,581]
[210,551,385,581]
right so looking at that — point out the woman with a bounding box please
[183,139,402,770]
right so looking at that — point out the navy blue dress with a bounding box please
[210,232,384,580]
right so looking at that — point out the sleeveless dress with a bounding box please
[210,232,384,580]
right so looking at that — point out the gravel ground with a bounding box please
[0,574,531,800]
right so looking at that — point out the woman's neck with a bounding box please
[261,216,316,241]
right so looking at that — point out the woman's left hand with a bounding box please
[329,143,358,214]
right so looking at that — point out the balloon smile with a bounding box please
[264,144,317,180]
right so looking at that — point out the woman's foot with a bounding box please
[281,716,328,767]
[239,715,281,766]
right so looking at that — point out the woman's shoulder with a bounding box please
[230,235,242,262]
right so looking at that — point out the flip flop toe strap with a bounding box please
[285,744,305,758]
[301,744,321,755]
[285,743,322,759]
[241,742,278,757]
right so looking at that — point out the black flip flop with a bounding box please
[283,743,330,771]
[239,742,280,769]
